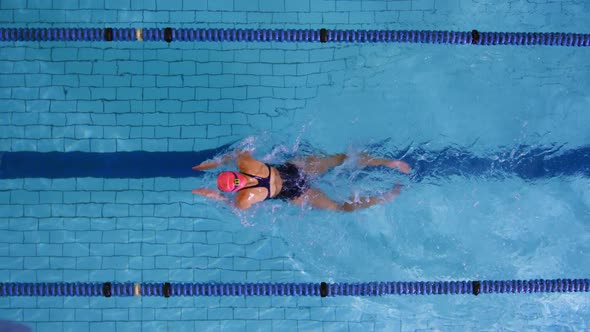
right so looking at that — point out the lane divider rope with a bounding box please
[0,28,588,46]
[1,279,588,297]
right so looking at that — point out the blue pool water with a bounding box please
[1,0,590,331]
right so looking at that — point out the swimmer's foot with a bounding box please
[342,185,402,211]
[385,160,411,174]
[382,184,403,202]
[358,153,411,173]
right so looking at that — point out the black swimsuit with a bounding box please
[239,163,309,201]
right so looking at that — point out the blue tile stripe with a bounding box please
[0,145,588,179]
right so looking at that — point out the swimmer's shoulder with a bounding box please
[235,189,266,210]
[237,153,268,176]
[234,196,251,210]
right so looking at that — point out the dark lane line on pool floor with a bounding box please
[0,145,588,180]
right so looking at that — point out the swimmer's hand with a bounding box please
[192,188,226,200]
[192,151,249,171]
[382,184,403,202]
[192,161,219,171]
[386,160,411,174]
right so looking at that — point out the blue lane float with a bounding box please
[0,28,589,46]
[1,279,588,297]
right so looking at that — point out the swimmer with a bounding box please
[192,151,411,212]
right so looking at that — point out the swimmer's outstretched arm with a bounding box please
[192,189,251,210]
[191,188,228,201]
[192,150,251,171]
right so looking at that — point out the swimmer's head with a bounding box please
[217,171,248,192]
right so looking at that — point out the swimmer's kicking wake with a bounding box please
[192,151,411,211]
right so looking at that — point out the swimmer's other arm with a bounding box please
[192,150,251,171]
[191,188,250,210]
[191,188,227,200]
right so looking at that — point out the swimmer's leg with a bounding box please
[292,153,410,175]
[291,186,401,212]
[291,153,347,176]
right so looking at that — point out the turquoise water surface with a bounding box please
[1,0,590,331]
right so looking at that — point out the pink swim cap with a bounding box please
[217,171,248,192]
